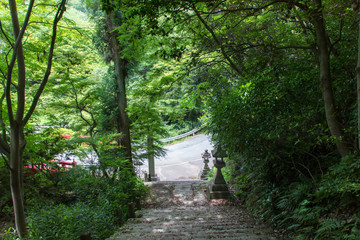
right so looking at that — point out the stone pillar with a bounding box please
[148,154,156,181]
[147,137,157,181]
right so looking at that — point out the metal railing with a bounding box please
[160,127,203,143]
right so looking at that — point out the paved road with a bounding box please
[140,134,213,181]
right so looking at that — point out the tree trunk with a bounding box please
[8,0,29,237]
[106,12,133,169]
[147,134,155,181]
[9,127,27,238]
[356,15,360,151]
[114,57,133,165]
[311,0,351,157]
[5,1,66,238]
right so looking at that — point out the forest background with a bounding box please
[1,0,360,239]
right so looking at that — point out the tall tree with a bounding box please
[0,0,66,237]
[85,1,134,169]
[355,0,360,150]
[301,0,351,156]
[105,11,133,167]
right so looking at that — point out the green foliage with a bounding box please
[2,0,359,239]
[241,155,360,239]
[20,167,148,240]
[0,227,18,240]
[59,166,147,204]
[315,218,348,240]
[179,1,360,239]
[31,1,106,130]
[24,127,75,163]
[27,202,116,240]
[22,128,76,200]
[96,69,119,133]
[127,59,203,163]
[2,158,147,240]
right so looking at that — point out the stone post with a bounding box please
[147,136,157,181]
[148,155,156,181]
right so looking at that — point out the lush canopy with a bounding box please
[1,0,360,239]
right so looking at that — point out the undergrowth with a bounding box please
[230,154,360,239]
[1,167,148,240]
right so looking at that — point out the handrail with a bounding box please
[160,127,203,143]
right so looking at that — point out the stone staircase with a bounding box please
[107,181,280,240]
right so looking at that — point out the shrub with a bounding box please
[24,167,148,239]
[27,202,116,240]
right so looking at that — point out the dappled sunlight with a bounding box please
[110,181,280,239]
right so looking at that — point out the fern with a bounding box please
[314,218,346,240]
[277,196,295,211]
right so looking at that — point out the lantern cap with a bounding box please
[211,147,227,158]
[202,149,211,158]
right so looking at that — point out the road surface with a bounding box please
[139,134,213,181]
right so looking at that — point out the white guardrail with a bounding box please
[160,127,203,143]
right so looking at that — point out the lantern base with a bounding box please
[208,182,230,199]
[208,190,230,199]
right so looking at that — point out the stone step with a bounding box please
[107,181,281,240]
[109,206,277,239]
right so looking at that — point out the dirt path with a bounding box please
[107,181,281,240]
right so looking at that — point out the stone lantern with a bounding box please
[209,147,230,199]
[200,149,211,180]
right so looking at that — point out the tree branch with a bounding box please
[6,0,35,126]
[68,79,97,136]
[0,67,6,80]
[192,4,244,76]
[24,0,67,125]
[1,153,10,169]
[0,20,14,47]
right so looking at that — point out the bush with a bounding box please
[23,167,148,240]
[236,154,360,239]
[28,202,116,240]
[58,166,147,205]
[288,155,360,239]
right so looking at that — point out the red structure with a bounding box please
[25,159,76,175]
